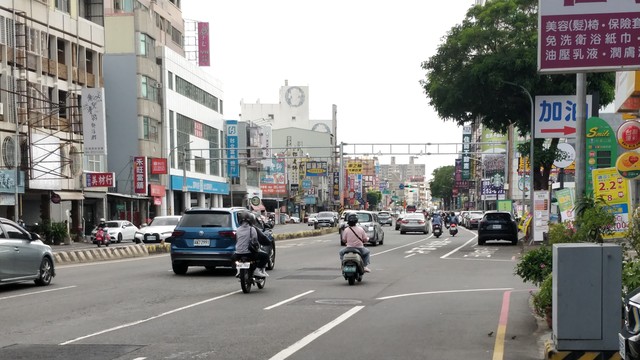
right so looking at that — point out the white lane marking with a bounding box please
[376,288,513,301]
[404,253,416,258]
[441,237,477,259]
[59,290,240,345]
[264,290,315,310]
[132,358,146,360]
[268,306,365,360]
[371,236,433,257]
[0,285,77,301]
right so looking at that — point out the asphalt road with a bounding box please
[0,222,548,360]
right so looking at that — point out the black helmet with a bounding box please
[347,213,358,226]
[237,211,252,224]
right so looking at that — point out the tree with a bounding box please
[429,166,455,209]
[366,191,382,211]
[420,0,615,191]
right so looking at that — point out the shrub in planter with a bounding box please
[533,274,553,328]
[514,245,552,287]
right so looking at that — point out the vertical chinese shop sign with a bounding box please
[592,167,631,240]
[133,156,147,194]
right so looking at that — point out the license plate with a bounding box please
[236,262,250,269]
[491,225,502,230]
[194,239,210,246]
[343,265,356,273]
[147,235,157,241]
[620,333,627,360]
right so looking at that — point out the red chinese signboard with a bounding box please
[197,22,210,67]
[148,184,165,197]
[539,1,640,73]
[150,158,167,174]
[260,183,286,195]
[133,156,147,194]
[85,172,115,188]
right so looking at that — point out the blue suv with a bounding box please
[170,208,275,275]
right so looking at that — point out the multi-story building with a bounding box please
[379,157,426,210]
[240,80,337,217]
[103,0,227,225]
[0,1,105,239]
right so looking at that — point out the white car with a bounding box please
[289,216,301,223]
[91,220,139,243]
[134,216,181,243]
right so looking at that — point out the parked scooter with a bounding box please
[449,223,458,237]
[433,223,443,238]
[341,249,365,285]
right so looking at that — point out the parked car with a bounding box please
[465,211,484,229]
[170,208,275,275]
[377,211,393,227]
[399,212,429,234]
[0,218,55,286]
[307,213,319,226]
[339,210,384,246]
[91,220,138,243]
[316,211,337,228]
[134,215,181,243]
[459,211,469,226]
[477,211,518,245]
[621,287,640,360]
[288,215,301,223]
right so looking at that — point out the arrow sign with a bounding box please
[540,126,576,136]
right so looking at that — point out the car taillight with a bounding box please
[219,230,237,239]
[171,230,185,237]
[401,219,409,224]
[418,220,425,224]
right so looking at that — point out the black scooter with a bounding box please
[341,249,365,286]
[433,223,443,238]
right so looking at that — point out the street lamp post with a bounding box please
[503,81,534,213]
[167,141,193,215]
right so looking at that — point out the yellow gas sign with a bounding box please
[347,161,363,174]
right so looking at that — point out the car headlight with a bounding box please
[627,302,640,334]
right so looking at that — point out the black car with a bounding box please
[621,287,640,360]
[477,211,518,245]
[170,208,275,275]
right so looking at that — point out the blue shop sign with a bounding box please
[170,176,228,195]
[0,170,25,194]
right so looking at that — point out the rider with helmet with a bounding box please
[339,213,371,272]
[235,211,271,277]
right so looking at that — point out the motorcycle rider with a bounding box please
[431,212,443,229]
[449,212,459,226]
[339,213,371,272]
[235,211,271,277]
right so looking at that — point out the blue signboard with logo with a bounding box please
[226,120,239,177]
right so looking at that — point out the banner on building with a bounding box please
[85,172,115,188]
[133,156,147,194]
[260,125,272,168]
[593,167,631,239]
[148,184,165,197]
[226,120,239,177]
[333,171,340,201]
[197,22,210,67]
[81,88,107,156]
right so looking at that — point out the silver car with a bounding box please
[339,210,384,246]
[399,213,429,234]
[0,218,55,286]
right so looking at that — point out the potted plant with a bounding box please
[50,221,68,245]
[533,274,553,328]
[514,245,552,287]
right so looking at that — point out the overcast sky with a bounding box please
[181,1,477,180]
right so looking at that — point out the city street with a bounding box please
[0,224,548,360]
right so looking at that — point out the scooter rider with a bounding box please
[235,211,271,277]
[339,213,371,272]
[449,212,459,226]
[432,213,443,227]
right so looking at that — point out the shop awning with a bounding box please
[251,203,266,212]
[53,191,85,201]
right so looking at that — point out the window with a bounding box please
[57,39,66,65]
[194,156,206,173]
[167,71,173,90]
[4,222,29,240]
[138,33,155,57]
[114,0,134,12]
[55,0,70,13]
[140,75,158,102]
[171,26,182,46]
[142,116,158,141]
[85,155,102,172]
